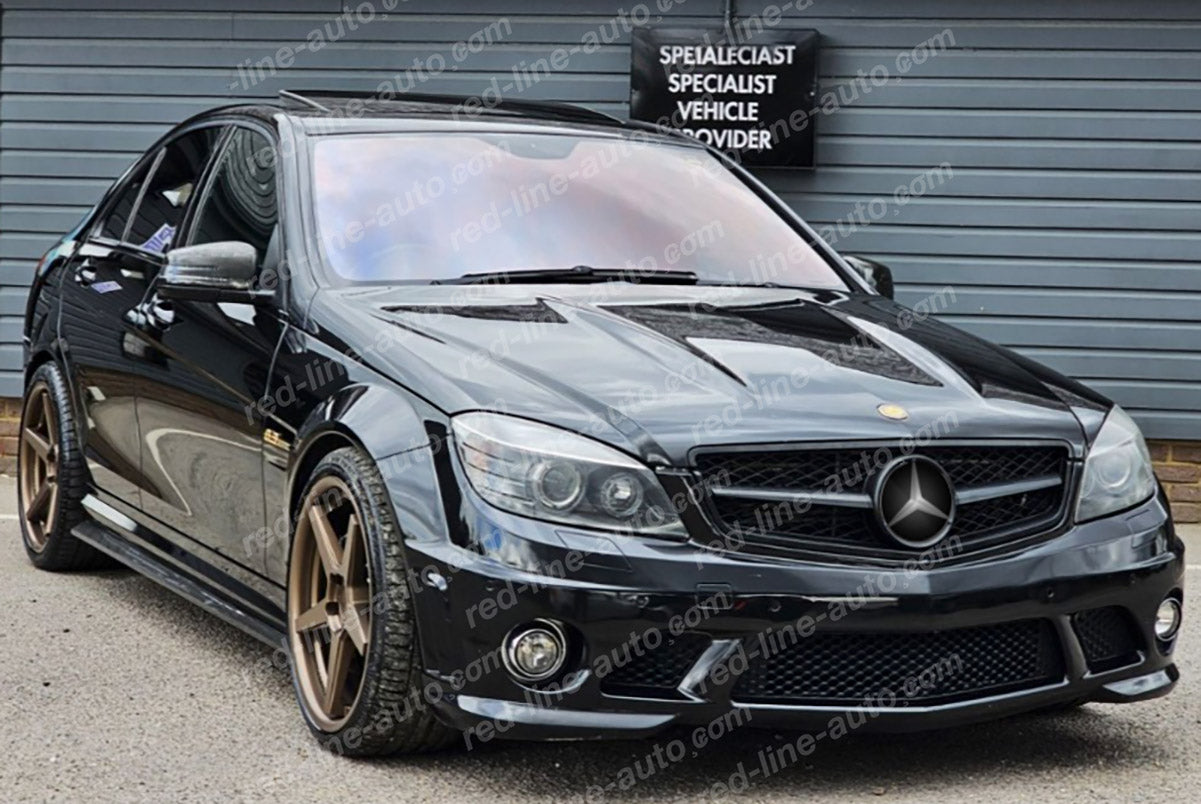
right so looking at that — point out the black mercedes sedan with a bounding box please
[18,91,1182,756]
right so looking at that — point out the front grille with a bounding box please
[1073,606,1143,673]
[599,633,711,699]
[927,445,1064,489]
[953,486,1062,536]
[696,442,1070,562]
[704,448,875,493]
[732,619,1064,705]
[703,444,1064,494]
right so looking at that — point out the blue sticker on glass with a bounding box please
[140,223,175,253]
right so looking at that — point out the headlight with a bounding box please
[1076,406,1156,522]
[451,412,687,538]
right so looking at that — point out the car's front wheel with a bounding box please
[18,362,107,571]
[286,446,458,755]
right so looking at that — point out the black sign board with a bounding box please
[629,27,819,168]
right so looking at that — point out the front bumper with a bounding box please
[401,489,1182,741]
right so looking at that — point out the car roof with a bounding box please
[189,90,696,145]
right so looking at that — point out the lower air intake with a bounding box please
[732,619,1064,706]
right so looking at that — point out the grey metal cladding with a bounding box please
[0,0,1197,439]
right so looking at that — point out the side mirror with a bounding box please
[843,255,895,299]
[159,241,266,302]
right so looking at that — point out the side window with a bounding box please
[190,127,278,274]
[126,126,225,254]
[98,159,154,241]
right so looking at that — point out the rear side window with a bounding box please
[125,126,225,254]
[190,127,278,270]
[98,160,153,241]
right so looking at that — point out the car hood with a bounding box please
[317,284,1108,464]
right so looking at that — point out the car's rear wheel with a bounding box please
[286,446,458,755]
[18,362,107,571]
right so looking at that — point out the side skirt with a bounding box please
[72,515,287,649]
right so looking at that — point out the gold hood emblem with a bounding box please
[877,403,909,421]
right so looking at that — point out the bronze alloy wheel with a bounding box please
[19,381,60,552]
[288,475,373,732]
[285,447,457,755]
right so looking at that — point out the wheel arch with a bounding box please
[24,348,56,387]
[24,345,86,449]
[284,382,438,524]
[287,427,359,520]
[25,304,68,388]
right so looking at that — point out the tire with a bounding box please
[286,446,458,756]
[17,361,109,571]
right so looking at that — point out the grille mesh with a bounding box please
[1072,606,1143,673]
[732,620,1064,705]
[925,446,1065,489]
[697,443,1069,562]
[698,449,876,493]
[599,633,711,698]
[953,486,1062,536]
[696,445,1064,497]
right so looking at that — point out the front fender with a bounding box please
[274,383,462,684]
[262,380,457,586]
[288,382,431,501]
[292,382,432,461]
[286,382,458,548]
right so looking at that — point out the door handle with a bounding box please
[145,298,175,329]
[125,297,175,333]
[75,252,140,286]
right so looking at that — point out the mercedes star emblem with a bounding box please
[874,456,956,548]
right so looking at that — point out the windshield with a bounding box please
[310,132,848,289]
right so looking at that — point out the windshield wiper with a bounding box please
[694,279,784,289]
[432,265,699,285]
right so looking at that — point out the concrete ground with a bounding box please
[1,473,1198,803]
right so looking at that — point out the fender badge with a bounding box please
[877,403,909,421]
[263,429,291,450]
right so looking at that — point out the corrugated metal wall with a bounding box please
[1,0,1198,438]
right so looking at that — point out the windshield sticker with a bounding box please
[91,280,122,294]
[141,223,175,253]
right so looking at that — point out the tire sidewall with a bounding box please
[286,447,429,753]
[18,363,77,562]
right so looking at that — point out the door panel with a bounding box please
[58,242,156,506]
[58,123,228,508]
[130,299,281,570]
[133,125,282,574]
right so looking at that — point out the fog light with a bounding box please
[1155,598,1182,641]
[503,621,566,682]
